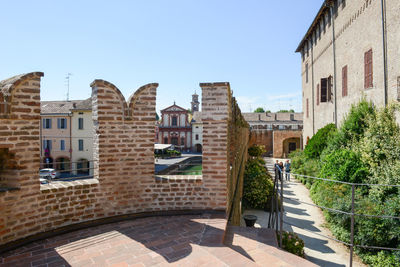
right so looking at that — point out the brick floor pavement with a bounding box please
[0,213,316,267]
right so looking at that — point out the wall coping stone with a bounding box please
[40,179,99,191]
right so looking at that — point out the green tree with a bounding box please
[254,107,265,113]
[277,109,295,113]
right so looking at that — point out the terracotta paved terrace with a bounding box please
[0,213,316,267]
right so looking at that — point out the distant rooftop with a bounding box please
[41,98,91,114]
[242,112,303,122]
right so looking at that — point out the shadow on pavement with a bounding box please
[306,255,346,267]
[284,205,310,216]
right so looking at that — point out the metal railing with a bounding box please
[155,156,202,175]
[39,159,95,181]
[268,168,400,267]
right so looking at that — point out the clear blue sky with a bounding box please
[0,0,322,114]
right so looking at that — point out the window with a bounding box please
[342,65,348,96]
[43,140,52,151]
[397,76,400,101]
[57,118,67,129]
[306,42,309,57]
[364,49,373,89]
[181,137,185,146]
[164,137,168,144]
[43,118,52,129]
[317,84,320,105]
[195,134,199,140]
[78,139,84,151]
[171,116,178,126]
[60,140,65,151]
[78,118,84,130]
[327,10,331,26]
[320,78,332,102]
[305,63,309,83]
[306,98,309,118]
[279,125,285,130]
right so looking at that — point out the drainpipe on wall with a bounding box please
[381,0,388,106]
[310,39,315,135]
[328,2,338,127]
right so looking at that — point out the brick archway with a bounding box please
[273,131,302,158]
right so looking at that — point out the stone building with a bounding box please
[158,102,192,151]
[40,99,93,175]
[191,111,203,152]
[296,0,400,144]
[70,98,93,176]
[40,101,73,171]
[243,112,303,158]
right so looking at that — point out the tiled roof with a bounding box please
[41,98,91,114]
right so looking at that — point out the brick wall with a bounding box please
[273,131,302,158]
[248,130,273,155]
[0,74,246,247]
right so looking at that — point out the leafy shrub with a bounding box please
[277,231,305,258]
[319,149,369,183]
[359,104,400,196]
[304,123,337,159]
[362,250,400,267]
[294,100,400,264]
[289,150,319,186]
[243,157,273,210]
[248,145,266,158]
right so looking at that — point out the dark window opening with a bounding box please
[57,118,67,129]
[78,118,84,129]
[171,116,178,126]
[78,139,84,151]
[342,65,348,97]
[321,78,328,102]
[364,49,373,89]
[43,118,52,129]
[171,137,178,146]
[164,137,168,144]
[306,63,309,83]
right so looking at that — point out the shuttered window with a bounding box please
[321,78,328,102]
[364,49,373,89]
[306,63,309,83]
[342,65,348,97]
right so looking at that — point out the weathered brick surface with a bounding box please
[0,75,245,247]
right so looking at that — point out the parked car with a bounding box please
[39,168,59,179]
[39,178,49,184]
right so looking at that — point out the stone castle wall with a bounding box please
[0,73,239,248]
[301,0,400,144]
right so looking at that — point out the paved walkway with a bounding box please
[0,213,315,267]
[257,158,366,267]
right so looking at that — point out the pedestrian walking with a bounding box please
[284,160,291,181]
